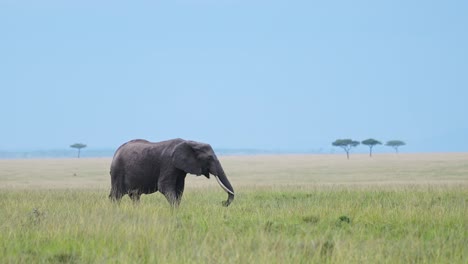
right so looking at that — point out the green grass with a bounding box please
[1,154,467,263]
[1,187,467,263]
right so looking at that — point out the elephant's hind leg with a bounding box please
[109,188,124,202]
[129,190,141,204]
[175,177,186,204]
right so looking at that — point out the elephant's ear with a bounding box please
[172,141,202,175]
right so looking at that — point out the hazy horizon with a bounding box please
[1,145,465,160]
[2,1,467,153]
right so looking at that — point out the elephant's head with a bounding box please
[172,140,235,206]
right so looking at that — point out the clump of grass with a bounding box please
[338,215,351,224]
[49,253,79,264]
[302,215,320,224]
[320,240,335,258]
[30,208,45,224]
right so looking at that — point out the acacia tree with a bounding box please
[332,139,360,159]
[361,138,382,157]
[385,140,405,153]
[70,143,87,158]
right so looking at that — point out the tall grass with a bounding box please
[1,186,467,263]
[1,154,467,263]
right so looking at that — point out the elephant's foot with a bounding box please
[163,193,181,208]
[129,191,141,204]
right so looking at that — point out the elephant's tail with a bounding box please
[109,169,126,201]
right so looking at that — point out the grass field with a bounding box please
[1,153,467,263]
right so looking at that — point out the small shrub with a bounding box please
[338,215,351,223]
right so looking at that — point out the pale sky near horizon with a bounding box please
[1,1,467,152]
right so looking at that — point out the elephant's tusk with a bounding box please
[214,175,235,195]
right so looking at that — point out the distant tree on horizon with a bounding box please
[385,140,405,153]
[70,143,87,158]
[361,138,382,157]
[332,139,360,159]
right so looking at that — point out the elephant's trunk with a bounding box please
[213,163,234,206]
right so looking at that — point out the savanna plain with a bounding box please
[1,153,467,263]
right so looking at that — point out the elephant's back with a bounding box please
[110,138,183,170]
[113,139,151,161]
[111,140,150,172]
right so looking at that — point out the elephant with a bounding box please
[109,138,235,207]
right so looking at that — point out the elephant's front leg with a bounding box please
[175,175,186,204]
[158,172,184,207]
[159,185,178,207]
[162,191,179,207]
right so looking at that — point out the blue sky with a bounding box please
[1,1,467,152]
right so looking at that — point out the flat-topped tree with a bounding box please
[385,140,405,153]
[361,138,382,157]
[332,139,360,159]
[70,143,87,158]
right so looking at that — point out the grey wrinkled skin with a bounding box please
[109,138,234,207]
